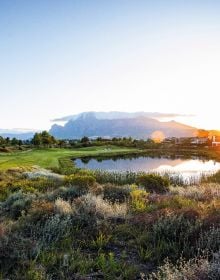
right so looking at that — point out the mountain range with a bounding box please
[0,112,198,140]
[49,111,197,139]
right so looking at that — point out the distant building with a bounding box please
[190,137,208,145]
[174,137,192,145]
[162,137,177,144]
[164,137,209,146]
[212,136,220,147]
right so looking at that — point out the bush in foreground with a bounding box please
[136,174,170,193]
[148,253,220,280]
[0,167,220,279]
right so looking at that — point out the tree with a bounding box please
[41,131,52,145]
[58,139,65,148]
[31,133,41,146]
[31,131,57,146]
[5,137,10,144]
[11,137,19,146]
[81,136,89,143]
[18,140,23,146]
[0,136,5,146]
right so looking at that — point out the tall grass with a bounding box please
[147,253,220,280]
[93,169,212,186]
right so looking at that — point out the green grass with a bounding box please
[0,146,139,170]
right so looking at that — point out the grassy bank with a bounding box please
[0,146,140,170]
[1,145,220,171]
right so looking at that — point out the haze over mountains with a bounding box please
[0,129,36,140]
[49,111,197,139]
[0,112,198,140]
[52,111,191,122]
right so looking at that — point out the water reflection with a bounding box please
[74,156,220,179]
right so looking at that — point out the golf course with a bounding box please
[0,146,139,170]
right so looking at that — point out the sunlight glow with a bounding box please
[151,131,165,143]
[155,160,220,174]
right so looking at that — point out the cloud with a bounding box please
[51,111,194,122]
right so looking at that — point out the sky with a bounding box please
[0,0,220,130]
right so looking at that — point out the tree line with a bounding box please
[0,130,216,150]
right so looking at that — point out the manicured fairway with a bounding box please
[0,146,139,170]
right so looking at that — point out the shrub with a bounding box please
[75,193,128,219]
[91,232,112,250]
[4,177,63,196]
[155,195,197,211]
[147,254,220,280]
[29,200,54,220]
[37,248,95,276]
[89,183,104,196]
[53,186,85,200]
[169,184,220,201]
[29,177,63,191]
[202,170,220,184]
[138,214,202,263]
[203,213,220,228]
[197,226,220,254]
[0,183,10,201]
[46,185,91,202]
[136,174,170,193]
[95,252,137,279]
[103,184,130,203]
[0,231,35,273]
[0,223,6,238]
[9,182,36,194]
[1,191,36,218]
[24,263,47,280]
[65,174,96,186]
[129,209,169,227]
[54,198,72,215]
[34,214,72,247]
[94,170,137,185]
[130,187,149,212]
[65,175,96,194]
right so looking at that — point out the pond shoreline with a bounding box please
[70,148,220,185]
[71,147,220,162]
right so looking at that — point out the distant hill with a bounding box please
[50,112,197,139]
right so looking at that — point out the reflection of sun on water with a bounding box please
[155,160,220,173]
[76,157,220,181]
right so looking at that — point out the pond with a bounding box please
[74,155,220,180]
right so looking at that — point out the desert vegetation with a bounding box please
[0,165,219,279]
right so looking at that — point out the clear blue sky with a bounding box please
[1,0,220,130]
